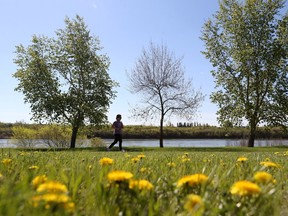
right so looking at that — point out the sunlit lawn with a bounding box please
[0,146,287,215]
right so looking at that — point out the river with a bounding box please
[1,138,288,148]
[105,139,288,147]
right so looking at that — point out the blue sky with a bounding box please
[1,0,278,126]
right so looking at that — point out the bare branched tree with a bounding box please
[128,42,204,147]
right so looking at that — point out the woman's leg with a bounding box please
[108,135,119,149]
[118,135,123,151]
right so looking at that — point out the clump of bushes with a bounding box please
[88,137,106,148]
[11,124,89,148]
[11,126,38,148]
[37,125,74,148]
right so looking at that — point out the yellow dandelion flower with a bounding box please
[137,154,146,159]
[177,174,208,188]
[138,180,153,190]
[131,157,140,163]
[35,193,70,203]
[0,173,3,181]
[182,158,191,163]
[129,179,153,191]
[107,170,133,182]
[167,162,176,168]
[139,167,151,174]
[260,161,280,168]
[31,193,72,211]
[254,172,275,184]
[64,202,75,213]
[32,175,48,189]
[29,165,39,170]
[177,176,193,187]
[230,180,261,196]
[124,153,131,158]
[18,151,27,156]
[237,157,248,162]
[99,157,114,165]
[37,181,68,194]
[140,167,147,173]
[1,158,12,165]
[220,160,227,167]
[184,194,204,214]
[203,158,211,163]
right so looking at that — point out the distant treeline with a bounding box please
[1,122,288,140]
[176,122,210,127]
[93,125,288,139]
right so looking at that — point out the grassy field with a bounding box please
[0,147,287,215]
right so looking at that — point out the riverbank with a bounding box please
[93,125,288,139]
[1,122,288,139]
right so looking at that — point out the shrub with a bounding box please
[88,137,106,148]
[12,126,38,148]
[12,124,87,148]
[38,125,72,148]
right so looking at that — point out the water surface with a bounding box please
[1,138,287,148]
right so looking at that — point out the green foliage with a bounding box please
[13,15,118,148]
[0,122,13,138]
[201,0,288,146]
[3,123,288,140]
[88,137,106,148]
[38,125,74,148]
[94,125,288,139]
[268,12,288,126]
[11,124,87,148]
[12,126,38,148]
[0,148,287,215]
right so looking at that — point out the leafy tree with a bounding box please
[267,13,288,127]
[201,0,288,147]
[13,15,117,148]
[128,42,204,147]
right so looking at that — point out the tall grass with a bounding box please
[0,147,287,215]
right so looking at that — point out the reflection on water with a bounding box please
[1,139,288,148]
[0,139,17,148]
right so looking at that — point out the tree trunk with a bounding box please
[70,125,79,148]
[248,122,256,147]
[159,117,164,148]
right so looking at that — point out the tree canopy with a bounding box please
[201,0,288,147]
[13,15,118,148]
